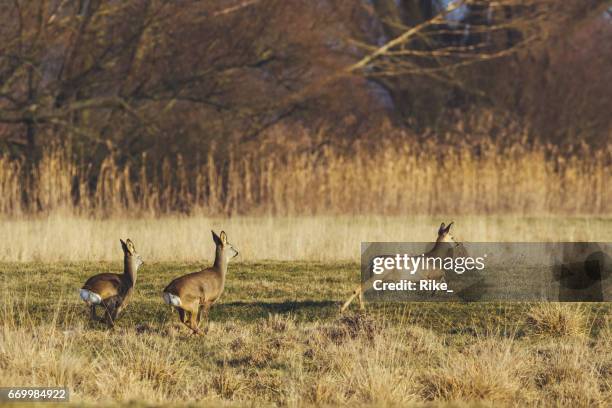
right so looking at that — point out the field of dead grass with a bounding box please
[0,261,610,407]
[1,214,611,262]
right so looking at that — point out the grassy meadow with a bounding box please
[0,260,610,407]
[0,141,609,407]
[2,214,612,262]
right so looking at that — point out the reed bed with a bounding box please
[0,138,610,217]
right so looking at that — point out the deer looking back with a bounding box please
[340,222,459,312]
[80,239,144,328]
[162,230,239,335]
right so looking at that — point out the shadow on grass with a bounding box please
[212,300,339,320]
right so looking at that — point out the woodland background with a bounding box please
[0,0,610,216]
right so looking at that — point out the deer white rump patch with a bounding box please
[163,292,181,307]
[80,289,102,304]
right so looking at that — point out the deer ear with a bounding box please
[445,222,454,233]
[438,223,446,235]
[212,230,222,246]
[120,239,128,253]
[220,231,227,244]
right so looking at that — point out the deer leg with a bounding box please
[195,305,204,334]
[178,309,194,333]
[178,302,200,335]
[340,291,357,313]
[90,305,98,321]
[104,305,115,329]
[196,305,203,324]
[112,301,126,322]
[199,302,212,334]
[188,307,201,335]
[177,308,186,323]
[431,275,446,297]
[340,286,360,312]
[358,287,365,311]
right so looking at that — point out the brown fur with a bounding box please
[163,230,238,335]
[81,239,143,328]
[340,222,458,312]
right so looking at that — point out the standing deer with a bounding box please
[162,230,239,335]
[79,239,144,328]
[340,222,460,312]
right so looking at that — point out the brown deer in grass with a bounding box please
[162,230,239,335]
[340,222,460,312]
[80,239,144,328]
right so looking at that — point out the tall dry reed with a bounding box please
[0,138,610,216]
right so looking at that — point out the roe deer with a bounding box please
[162,230,239,335]
[340,222,460,312]
[80,239,144,328]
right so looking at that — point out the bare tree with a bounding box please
[331,0,610,133]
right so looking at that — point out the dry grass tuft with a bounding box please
[1,304,610,406]
[531,341,607,406]
[212,360,249,400]
[417,339,527,404]
[526,303,589,338]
